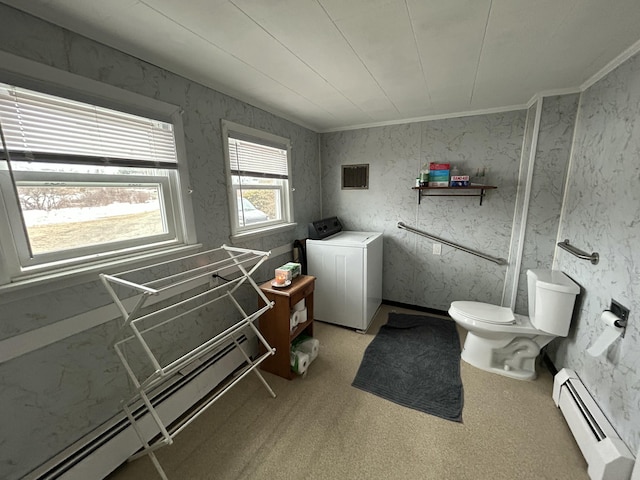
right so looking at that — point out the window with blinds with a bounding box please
[0,83,177,166]
[222,121,293,236]
[0,82,188,278]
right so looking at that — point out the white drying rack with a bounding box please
[100,245,277,480]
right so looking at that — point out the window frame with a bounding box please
[0,54,197,286]
[1,169,179,269]
[221,120,294,240]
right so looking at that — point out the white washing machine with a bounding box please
[306,217,383,332]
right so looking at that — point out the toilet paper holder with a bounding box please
[613,315,627,337]
[609,299,630,338]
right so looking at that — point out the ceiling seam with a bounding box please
[404,0,432,106]
[315,0,401,115]
[228,0,373,122]
[469,0,493,105]
[137,0,338,121]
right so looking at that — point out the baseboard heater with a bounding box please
[553,368,635,480]
[24,334,257,480]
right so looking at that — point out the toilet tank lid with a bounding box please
[527,269,580,294]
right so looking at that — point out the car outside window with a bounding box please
[222,121,293,238]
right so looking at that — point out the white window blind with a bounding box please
[228,136,288,179]
[0,82,177,166]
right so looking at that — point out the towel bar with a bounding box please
[557,239,599,265]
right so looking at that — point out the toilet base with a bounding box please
[461,332,551,381]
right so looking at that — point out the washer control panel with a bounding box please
[308,217,343,240]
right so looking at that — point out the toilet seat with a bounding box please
[449,301,516,325]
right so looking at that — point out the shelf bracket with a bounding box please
[417,187,490,206]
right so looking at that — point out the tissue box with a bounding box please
[275,262,301,282]
[429,171,450,181]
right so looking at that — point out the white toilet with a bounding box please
[448,269,580,380]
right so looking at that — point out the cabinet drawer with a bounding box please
[290,280,314,307]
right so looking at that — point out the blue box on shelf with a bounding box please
[450,175,470,187]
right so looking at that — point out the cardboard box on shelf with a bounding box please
[430,173,450,183]
[450,175,470,187]
[429,162,450,170]
[450,180,470,187]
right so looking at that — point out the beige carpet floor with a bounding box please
[107,304,588,480]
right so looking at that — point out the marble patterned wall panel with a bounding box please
[514,94,579,314]
[320,123,422,304]
[414,112,525,308]
[0,7,70,70]
[320,111,525,309]
[413,241,506,310]
[0,280,114,340]
[0,300,240,480]
[1,322,130,479]
[0,4,320,479]
[549,52,640,453]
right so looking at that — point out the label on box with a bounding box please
[451,175,469,181]
[428,181,449,187]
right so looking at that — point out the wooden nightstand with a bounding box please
[258,275,315,380]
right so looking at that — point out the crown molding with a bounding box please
[581,37,640,91]
[319,103,528,133]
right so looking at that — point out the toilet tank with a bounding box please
[527,269,580,337]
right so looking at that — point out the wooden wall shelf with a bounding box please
[412,184,497,205]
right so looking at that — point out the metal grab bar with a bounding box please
[557,239,599,265]
[397,222,508,266]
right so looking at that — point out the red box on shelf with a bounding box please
[429,162,450,170]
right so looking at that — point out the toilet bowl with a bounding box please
[448,269,579,380]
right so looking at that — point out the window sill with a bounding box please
[231,222,297,243]
[0,243,203,302]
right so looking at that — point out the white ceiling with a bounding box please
[4,0,640,132]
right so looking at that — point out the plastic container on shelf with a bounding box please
[419,164,430,186]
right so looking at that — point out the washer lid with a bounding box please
[316,231,382,247]
[450,301,516,325]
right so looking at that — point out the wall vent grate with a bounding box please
[342,164,369,189]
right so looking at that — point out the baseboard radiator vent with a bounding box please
[24,335,256,480]
[553,368,635,480]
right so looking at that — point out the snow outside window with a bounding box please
[0,82,191,282]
